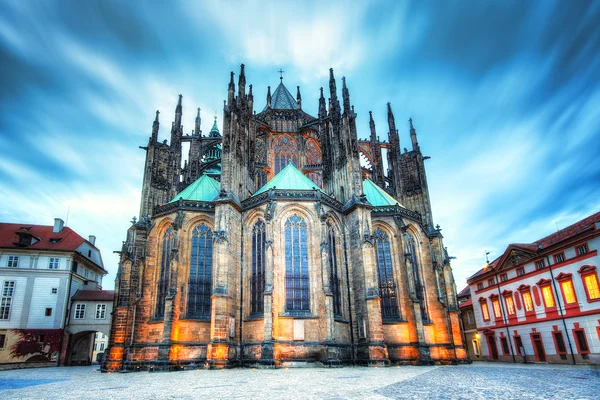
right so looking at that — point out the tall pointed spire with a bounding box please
[342,77,350,114]
[387,102,396,136]
[238,63,246,99]
[174,94,183,127]
[151,110,160,142]
[228,71,235,105]
[248,84,253,112]
[195,108,201,136]
[409,118,419,150]
[318,87,327,118]
[266,86,272,109]
[296,86,302,109]
[329,68,338,105]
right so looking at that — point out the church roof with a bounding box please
[362,179,404,207]
[253,162,324,196]
[264,81,297,111]
[209,118,220,137]
[169,174,220,203]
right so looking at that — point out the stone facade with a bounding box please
[103,65,468,371]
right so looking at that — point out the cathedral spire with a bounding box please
[266,85,272,109]
[228,71,235,105]
[342,77,350,114]
[318,87,327,118]
[296,86,302,109]
[195,108,201,136]
[409,118,419,150]
[238,63,246,99]
[329,68,339,112]
[174,94,183,127]
[248,84,253,112]
[151,110,159,142]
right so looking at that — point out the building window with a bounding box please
[304,137,322,166]
[552,330,567,360]
[578,265,600,302]
[488,278,495,286]
[535,260,545,270]
[472,339,480,356]
[48,257,59,269]
[558,278,577,305]
[573,327,590,355]
[187,224,213,319]
[95,304,106,319]
[514,334,524,356]
[516,267,525,276]
[45,308,52,316]
[373,229,399,320]
[504,294,516,315]
[500,273,508,282]
[554,253,565,263]
[467,310,474,325]
[94,343,97,351]
[500,336,510,355]
[576,244,589,256]
[1,281,15,320]
[492,298,502,319]
[541,285,555,308]
[522,291,534,312]
[255,170,267,189]
[7,256,18,268]
[327,222,342,317]
[477,283,484,290]
[305,171,323,188]
[479,298,490,321]
[100,343,105,351]
[273,134,297,174]
[250,220,266,315]
[51,288,58,294]
[0,333,6,349]
[155,227,175,320]
[284,214,310,314]
[74,304,86,319]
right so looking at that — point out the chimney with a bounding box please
[53,218,64,233]
[88,235,96,246]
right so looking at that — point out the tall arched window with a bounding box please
[251,220,266,315]
[327,222,342,316]
[255,137,267,165]
[405,232,429,321]
[305,138,322,166]
[285,214,310,313]
[373,229,399,319]
[256,170,267,189]
[187,224,213,319]
[155,227,175,319]
[273,134,297,173]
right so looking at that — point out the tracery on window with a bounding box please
[373,229,400,320]
[305,138,322,166]
[273,134,297,173]
[187,224,213,319]
[155,227,175,319]
[255,137,267,165]
[285,214,310,313]
[251,220,266,315]
[256,170,267,189]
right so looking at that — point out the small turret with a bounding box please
[195,108,201,136]
[238,64,246,100]
[151,110,160,142]
[342,77,350,114]
[318,87,327,118]
[248,84,253,112]
[228,71,235,105]
[329,68,339,111]
[387,102,396,136]
[296,86,302,110]
[174,94,183,127]
[409,118,419,150]
[266,86,272,109]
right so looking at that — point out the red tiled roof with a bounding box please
[0,223,88,252]
[467,211,600,283]
[459,298,472,309]
[72,290,114,301]
[457,285,470,298]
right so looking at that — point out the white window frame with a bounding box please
[74,304,86,319]
[95,304,106,319]
[48,257,60,269]
[1,281,15,320]
[7,256,19,268]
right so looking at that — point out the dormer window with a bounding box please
[49,238,62,244]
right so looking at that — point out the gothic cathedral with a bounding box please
[103,65,468,370]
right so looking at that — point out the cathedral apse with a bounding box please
[102,65,469,371]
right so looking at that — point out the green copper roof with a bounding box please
[209,118,220,137]
[362,179,403,207]
[253,162,324,196]
[169,174,220,203]
[263,81,297,111]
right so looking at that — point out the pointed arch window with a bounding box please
[405,231,429,322]
[255,137,267,165]
[273,134,297,173]
[155,227,175,319]
[305,138,322,166]
[327,222,342,317]
[187,224,213,319]
[251,220,266,315]
[285,214,310,314]
[256,170,267,189]
[373,229,399,320]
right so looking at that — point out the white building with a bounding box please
[467,211,600,364]
[0,218,107,366]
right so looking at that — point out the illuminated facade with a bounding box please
[103,65,467,370]
[466,212,600,364]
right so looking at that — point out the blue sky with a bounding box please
[1,1,599,289]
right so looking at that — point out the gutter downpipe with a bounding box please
[546,255,576,365]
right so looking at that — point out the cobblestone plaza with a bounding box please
[0,363,597,399]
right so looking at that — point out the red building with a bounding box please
[466,212,600,364]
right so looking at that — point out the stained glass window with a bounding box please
[306,171,323,188]
[256,170,267,189]
[273,134,297,173]
[155,227,175,319]
[327,222,342,316]
[285,214,310,313]
[373,229,399,319]
[255,137,267,165]
[187,224,213,319]
[305,138,322,166]
[251,220,266,315]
